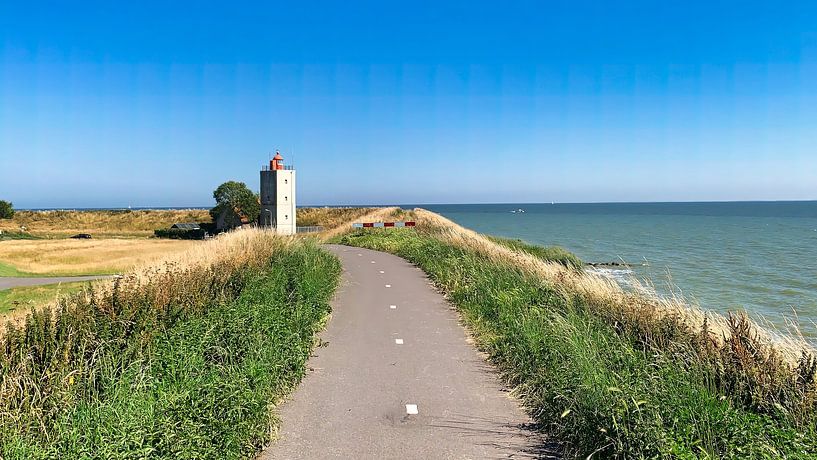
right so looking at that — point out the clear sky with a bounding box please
[1,1,816,208]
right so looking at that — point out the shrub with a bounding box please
[0,200,14,219]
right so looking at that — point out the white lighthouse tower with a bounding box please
[260,150,296,235]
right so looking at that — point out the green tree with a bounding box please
[210,181,260,228]
[0,200,14,219]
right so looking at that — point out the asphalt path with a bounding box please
[262,244,554,459]
[0,276,109,290]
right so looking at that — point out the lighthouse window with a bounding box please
[284,179,288,184]
[285,215,289,220]
[285,196,288,201]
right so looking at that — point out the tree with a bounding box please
[0,200,14,219]
[209,181,260,228]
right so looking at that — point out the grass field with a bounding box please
[0,229,341,459]
[0,207,381,275]
[335,208,817,458]
[0,282,87,316]
[0,209,212,238]
[0,207,379,239]
[0,238,197,276]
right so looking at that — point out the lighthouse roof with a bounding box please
[273,151,284,160]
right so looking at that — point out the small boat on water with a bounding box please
[511,208,526,213]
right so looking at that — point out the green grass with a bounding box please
[0,231,42,241]
[337,229,817,458]
[0,242,341,459]
[487,235,584,269]
[0,282,88,315]
[0,261,32,277]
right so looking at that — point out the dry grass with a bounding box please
[297,207,378,229]
[408,209,817,420]
[0,209,211,238]
[318,207,400,241]
[0,238,197,276]
[0,207,381,239]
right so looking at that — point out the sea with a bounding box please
[420,202,817,337]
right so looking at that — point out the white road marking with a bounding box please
[390,305,397,309]
[395,338,404,345]
[379,270,385,274]
[371,261,376,264]
[385,284,391,288]
[357,254,362,256]
[406,404,418,415]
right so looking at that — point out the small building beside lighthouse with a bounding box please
[260,150,296,235]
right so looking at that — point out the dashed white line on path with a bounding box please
[385,284,391,288]
[389,305,397,309]
[371,261,376,264]
[395,338,404,345]
[379,270,385,274]
[406,404,419,415]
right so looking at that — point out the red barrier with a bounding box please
[352,221,417,229]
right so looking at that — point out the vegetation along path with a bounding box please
[263,245,553,459]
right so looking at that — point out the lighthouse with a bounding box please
[260,150,296,235]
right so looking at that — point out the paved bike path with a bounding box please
[0,275,109,290]
[262,245,553,459]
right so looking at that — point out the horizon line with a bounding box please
[15,198,817,211]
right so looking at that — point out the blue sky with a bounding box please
[1,1,816,207]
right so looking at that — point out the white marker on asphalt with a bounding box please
[395,338,404,345]
[390,305,397,309]
[406,404,418,415]
[385,284,391,288]
[379,270,385,274]
[357,254,362,256]
[371,261,376,264]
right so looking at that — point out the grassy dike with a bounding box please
[0,230,340,459]
[335,212,817,458]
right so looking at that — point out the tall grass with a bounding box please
[0,229,340,458]
[336,210,817,458]
[487,235,584,270]
[296,207,377,229]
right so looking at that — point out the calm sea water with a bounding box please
[421,202,817,335]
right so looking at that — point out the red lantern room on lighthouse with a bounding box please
[271,150,285,171]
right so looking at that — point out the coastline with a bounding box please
[333,207,817,457]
